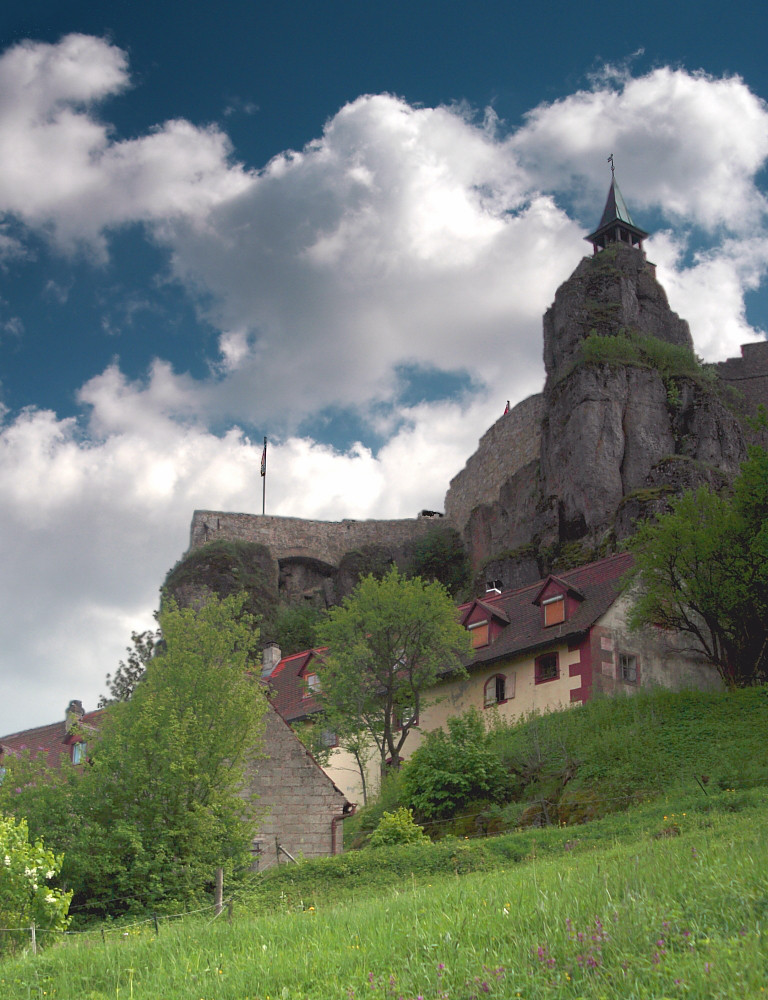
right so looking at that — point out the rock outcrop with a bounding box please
[543,243,692,383]
[170,227,767,609]
[456,243,750,588]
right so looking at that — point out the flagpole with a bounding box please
[261,436,267,515]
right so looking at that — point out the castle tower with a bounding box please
[543,163,691,383]
[585,158,648,254]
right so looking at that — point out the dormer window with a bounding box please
[467,621,489,648]
[303,672,320,699]
[542,595,565,627]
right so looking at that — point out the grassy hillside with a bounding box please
[488,685,768,823]
[346,686,768,842]
[1,788,766,999]
[2,688,766,998]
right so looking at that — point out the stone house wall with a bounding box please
[245,704,349,868]
[590,592,722,696]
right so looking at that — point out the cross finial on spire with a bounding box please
[608,153,615,177]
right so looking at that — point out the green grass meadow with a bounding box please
[2,787,767,1000]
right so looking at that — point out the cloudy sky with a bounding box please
[2,1,768,735]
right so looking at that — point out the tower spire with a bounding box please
[585,157,648,255]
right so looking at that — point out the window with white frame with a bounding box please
[484,673,507,706]
[303,672,320,698]
[72,742,87,764]
[619,653,638,683]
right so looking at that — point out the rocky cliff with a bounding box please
[169,241,765,612]
[453,243,752,588]
[543,243,693,382]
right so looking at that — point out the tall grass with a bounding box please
[2,789,766,999]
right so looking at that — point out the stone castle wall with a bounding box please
[188,338,768,578]
[190,510,437,567]
[443,393,544,533]
[716,340,768,414]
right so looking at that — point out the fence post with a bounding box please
[214,867,224,917]
[30,922,37,956]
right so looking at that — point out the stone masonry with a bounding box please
[716,340,768,447]
[190,511,437,568]
[444,393,543,535]
[245,704,349,868]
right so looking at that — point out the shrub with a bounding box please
[409,527,471,598]
[0,815,71,953]
[369,808,429,848]
[402,709,511,820]
[580,330,716,386]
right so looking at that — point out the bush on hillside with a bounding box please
[368,808,429,848]
[0,815,71,953]
[580,330,714,384]
[402,709,511,820]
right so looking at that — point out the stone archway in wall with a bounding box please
[277,555,338,607]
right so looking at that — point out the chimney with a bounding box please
[261,642,281,678]
[485,580,502,595]
[65,699,85,733]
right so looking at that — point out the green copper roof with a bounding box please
[585,170,648,247]
[598,176,635,228]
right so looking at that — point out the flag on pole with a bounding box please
[260,439,267,477]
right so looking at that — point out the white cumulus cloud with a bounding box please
[1,37,768,736]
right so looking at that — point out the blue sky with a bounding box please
[2,1,768,733]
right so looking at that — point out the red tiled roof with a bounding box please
[458,552,633,667]
[0,709,104,770]
[266,553,634,720]
[267,648,328,723]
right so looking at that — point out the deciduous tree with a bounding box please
[315,568,471,777]
[98,627,160,706]
[628,446,768,687]
[71,594,267,914]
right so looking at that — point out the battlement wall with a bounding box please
[716,339,768,413]
[189,510,438,567]
[444,393,544,533]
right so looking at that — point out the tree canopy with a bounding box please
[1,594,268,918]
[315,567,471,776]
[627,445,768,687]
[98,627,160,706]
